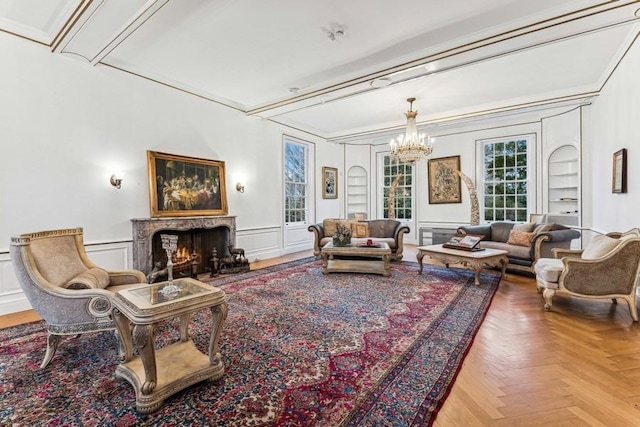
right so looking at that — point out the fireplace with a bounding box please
[131,216,237,276]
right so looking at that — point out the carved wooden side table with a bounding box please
[111,278,227,414]
[417,244,508,286]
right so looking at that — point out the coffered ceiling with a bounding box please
[2,0,640,141]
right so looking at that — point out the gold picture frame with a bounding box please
[612,148,627,193]
[428,155,462,204]
[322,166,338,199]
[147,151,228,217]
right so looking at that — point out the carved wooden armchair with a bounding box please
[534,229,640,321]
[10,228,147,368]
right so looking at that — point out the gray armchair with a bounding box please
[10,228,147,368]
[534,229,640,321]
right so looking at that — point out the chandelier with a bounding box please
[389,97,433,162]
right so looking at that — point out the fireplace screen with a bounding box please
[149,227,230,281]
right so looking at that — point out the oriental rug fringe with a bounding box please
[0,259,500,426]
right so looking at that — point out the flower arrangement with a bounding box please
[332,223,352,246]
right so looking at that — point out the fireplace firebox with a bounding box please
[132,216,237,277]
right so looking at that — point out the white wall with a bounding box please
[343,118,542,240]
[0,33,335,314]
[588,35,640,233]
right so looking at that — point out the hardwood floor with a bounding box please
[3,245,640,425]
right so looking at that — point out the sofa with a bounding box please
[308,219,410,260]
[457,221,581,274]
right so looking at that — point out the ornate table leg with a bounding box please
[132,324,157,395]
[417,250,426,274]
[382,253,391,276]
[468,260,483,286]
[179,313,191,342]
[321,253,330,274]
[208,302,229,367]
[499,256,508,280]
[112,308,133,363]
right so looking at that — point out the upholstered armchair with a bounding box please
[10,228,147,368]
[534,229,640,321]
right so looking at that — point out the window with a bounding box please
[382,155,413,219]
[481,137,530,222]
[284,139,308,224]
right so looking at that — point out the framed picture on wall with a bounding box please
[428,155,462,204]
[147,151,228,217]
[322,167,338,199]
[612,148,627,193]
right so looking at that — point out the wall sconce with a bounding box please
[110,172,124,189]
[236,182,245,193]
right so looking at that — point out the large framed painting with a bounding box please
[612,148,627,193]
[428,155,462,204]
[147,151,228,217]
[322,166,338,199]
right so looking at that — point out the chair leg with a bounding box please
[543,288,556,311]
[625,295,639,322]
[41,332,61,369]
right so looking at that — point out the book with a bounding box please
[442,233,485,251]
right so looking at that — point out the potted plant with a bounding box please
[332,223,352,246]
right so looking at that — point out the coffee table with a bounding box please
[321,241,391,276]
[416,244,508,285]
[111,278,228,413]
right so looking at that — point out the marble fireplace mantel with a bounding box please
[131,216,237,275]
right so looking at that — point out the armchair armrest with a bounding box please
[531,228,581,261]
[108,269,147,285]
[393,224,410,260]
[545,229,581,242]
[457,225,491,239]
[552,248,583,259]
[393,224,410,241]
[308,223,324,257]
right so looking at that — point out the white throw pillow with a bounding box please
[581,235,620,260]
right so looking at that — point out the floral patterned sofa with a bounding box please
[308,219,410,260]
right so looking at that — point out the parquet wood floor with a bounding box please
[3,245,640,425]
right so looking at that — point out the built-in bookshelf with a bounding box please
[547,145,579,226]
[346,166,367,219]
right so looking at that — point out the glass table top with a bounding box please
[119,279,210,308]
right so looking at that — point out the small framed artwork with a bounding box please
[612,148,627,193]
[428,155,462,204]
[322,167,338,199]
[147,151,228,217]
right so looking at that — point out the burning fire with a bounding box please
[173,246,194,264]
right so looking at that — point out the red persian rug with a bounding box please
[0,258,500,426]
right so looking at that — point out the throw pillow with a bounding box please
[534,223,554,235]
[63,267,110,290]
[513,222,536,232]
[323,219,339,237]
[582,235,620,260]
[507,230,536,247]
[352,222,369,238]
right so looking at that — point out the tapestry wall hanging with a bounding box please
[147,151,228,217]
[428,155,462,204]
[322,166,338,199]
